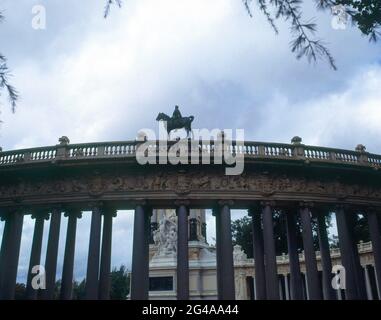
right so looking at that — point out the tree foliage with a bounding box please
[316,0,381,41]
[53,265,129,300]
[232,211,375,258]
[0,11,18,113]
[110,264,130,299]
[11,264,130,300]
[72,279,86,299]
[231,211,335,257]
[14,283,26,300]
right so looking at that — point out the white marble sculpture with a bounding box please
[153,214,177,258]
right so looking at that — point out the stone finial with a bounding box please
[291,136,302,145]
[58,136,70,145]
[355,144,366,153]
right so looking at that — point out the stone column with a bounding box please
[316,209,336,300]
[262,201,279,300]
[0,212,11,295]
[149,212,158,245]
[215,201,235,300]
[60,209,82,300]
[201,222,207,241]
[131,203,151,300]
[212,207,223,298]
[249,207,266,300]
[279,275,284,300]
[40,207,62,300]
[189,218,198,241]
[350,213,367,299]
[98,207,117,300]
[285,210,303,300]
[303,272,309,300]
[0,209,24,299]
[284,274,290,300]
[337,287,343,300]
[299,203,322,300]
[176,201,190,300]
[26,211,49,300]
[364,265,373,300]
[85,204,103,299]
[335,206,362,299]
[367,210,381,297]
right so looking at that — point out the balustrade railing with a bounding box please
[1,138,380,168]
[233,241,373,268]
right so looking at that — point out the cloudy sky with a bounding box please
[0,0,379,283]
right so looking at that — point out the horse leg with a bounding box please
[186,126,193,139]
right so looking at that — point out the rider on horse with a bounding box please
[156,106,194,138]
[172,105,182,121]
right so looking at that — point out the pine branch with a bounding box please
[258,0,280,33]
[242,1,279,33]
[0,58,18,113]
[274,0,337,69]
[0,11,18,112]
[104,0,122,18]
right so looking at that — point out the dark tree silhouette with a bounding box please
[14,283,26,300]
[72,279,86,299]
[315,0,381,41]
[110,265,130,299]
[46,265,130,300]
[231,211,334,257]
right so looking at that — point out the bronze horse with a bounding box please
[156,112,194,138]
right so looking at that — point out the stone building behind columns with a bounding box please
[146,210,379,300]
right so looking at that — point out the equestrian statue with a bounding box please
[156,106,194,139]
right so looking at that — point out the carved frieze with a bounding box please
[0,169,380,203]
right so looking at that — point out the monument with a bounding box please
[156,105,194,138]
[0,109,381,300]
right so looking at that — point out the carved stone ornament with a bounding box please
[58,136,70,145]
[0,170,381,205]
[153,213,177,258]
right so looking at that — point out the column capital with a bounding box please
[174,199,190,207]
[363,205,381,213]
[131,199,148,207]
[31,211,50,220]
[0,207,26,221]
[50,205,64,212]
[299,201,314,209]
[260,200,276,208]
[334,203,350,211]
[103,207,117,218]
[0,211,10,221]
[64,208,82,219]
[87,201,105,209]
[2,206,26,215]
[248,202,262,216]
[218,200,234,207]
